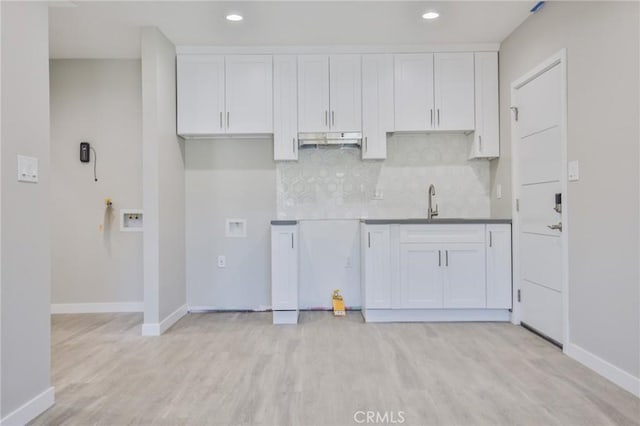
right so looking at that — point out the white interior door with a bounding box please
[513,60,565,344]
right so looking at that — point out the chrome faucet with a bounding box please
[428,184,439,219]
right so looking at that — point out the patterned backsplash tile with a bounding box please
[276,133,491,219]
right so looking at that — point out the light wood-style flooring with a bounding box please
[31,312,639,425]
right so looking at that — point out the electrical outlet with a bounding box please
[217,255,226,268]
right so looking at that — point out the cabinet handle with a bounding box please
[293,137,296,153]
[479,135,483,152]
[489,231,493,247]
[438,250,441,267]
[364,136,368,152]
[445,250,449,266]
[368,232,371,248]
[219,112,223,129]
[291,233,294,249]
[325,110,328,126]
[227,111,230,128]
[437,109,440,126]
[430,109,433,127]
[332,111,335,127]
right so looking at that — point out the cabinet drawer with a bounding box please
[400,225,485,244]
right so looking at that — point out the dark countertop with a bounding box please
[271,220,298,225]
[361,218,512,225]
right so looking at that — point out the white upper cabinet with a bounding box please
[177,55,225,136]
[394,54,435,131]
[273,55,298,161]
[434,53,475,131]
[225,55,273,134]
[362,54,394,160]
[298,54,362,133]
[470,52,500,159]
[394,52,475,132]
[176,54,272,136]
[329,55,362,132]
[298,55,330,132]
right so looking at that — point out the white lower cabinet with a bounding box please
[271,224,299,324]
[442,244,486,308]
[361,223,512,322]
[399,244,442,308]
[486,224,513,309]
[361,225,392,309]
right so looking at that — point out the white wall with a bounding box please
[278,134,490,219]
[50,59,143,310]
[492,1,640,386]
[141,27,186,333]
[186,139,276,310]
[1,1,54,423]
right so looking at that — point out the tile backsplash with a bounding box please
[276,133,490,219]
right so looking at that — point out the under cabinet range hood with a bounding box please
[297,132,362,149]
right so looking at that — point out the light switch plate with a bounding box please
[568,160,580,182]
[17,155,38,183]
[217,255,226,268]
[496,184,502,199]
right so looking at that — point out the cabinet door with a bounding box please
[394,54,434,131]
[486,225,512,309]
[434,53,475,131]
[271,226,298,311]
[329,55,362,132]
[298,55,330,132]
[362,54,393,160]
[399,244,443,308]
[442,244,486,308]
[362,225,391,309]
[273,55,298,161]
[225,55,273,134]
[177,55,225,136]
[470,52,500,158]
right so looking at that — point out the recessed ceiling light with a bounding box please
[422,11,440,20]
[226,14,243,22]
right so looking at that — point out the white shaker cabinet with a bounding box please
[176,55,272,136]
[271,224,299,324]
[297,55,362,133]
[225,55,273,134]
[273,55,298,161]
[361,224,392,309]
[486,224,512,308]
[394,53,435,131]
[177,55,225,136]
[434,53,475,131]
[399,244,443,308]
[361,54,394,160]
[394,53,475,132]
[442,244,486,308]
[470,52,500,159]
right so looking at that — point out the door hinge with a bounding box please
[516,199,520,212]
[510,106,519,122]
[517,289,521,303]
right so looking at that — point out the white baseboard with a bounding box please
[565,342,640,397]
[141,304,187,336]
[51,302,143,314]
[1,386,55,426]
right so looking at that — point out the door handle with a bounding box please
[547,222,563,232]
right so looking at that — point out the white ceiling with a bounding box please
[49,1,535,58]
